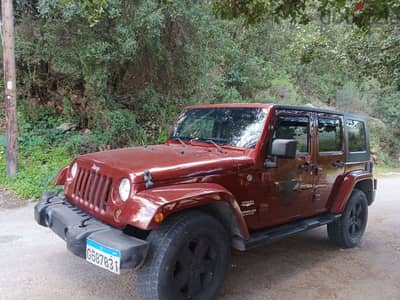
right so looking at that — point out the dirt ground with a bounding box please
[0,188,28,209]
[0,176,399,300]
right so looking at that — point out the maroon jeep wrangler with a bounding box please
[35,104,376,300]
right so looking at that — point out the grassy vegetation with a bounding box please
[0,1,398,199]
[0,146,71,199]
[0,116,75,198]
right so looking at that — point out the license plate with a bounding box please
[86,239,121,274]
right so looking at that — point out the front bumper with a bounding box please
[34,191,149,269]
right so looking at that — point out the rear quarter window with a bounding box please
[346,120,367,152]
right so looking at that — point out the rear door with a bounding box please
[314,113,345,212]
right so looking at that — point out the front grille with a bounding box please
[72,167,113,212]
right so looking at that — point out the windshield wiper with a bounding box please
[191,138,226,154]
[171,137,186,147]
[207,139,226,154]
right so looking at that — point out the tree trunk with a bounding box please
[1,0,18,176]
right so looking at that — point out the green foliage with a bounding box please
[0,116,77,198]
[38,0,111,26]
[94,109,146,148]
[213,0,400,27]
[3,0,399,199]
[0,145,71,199]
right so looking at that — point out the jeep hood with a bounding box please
[78,144,253,184]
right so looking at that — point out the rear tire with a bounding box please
[137,211,231,300]
[327,189,368,248]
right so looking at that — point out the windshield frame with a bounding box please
[168,106,269,150]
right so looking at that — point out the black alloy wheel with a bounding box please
[327,189,368,248]
[171,236,218,299]
[137,211,231,300]
[347,200,365,238]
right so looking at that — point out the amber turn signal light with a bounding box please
[153,212,164,223]
[113,208,122,223]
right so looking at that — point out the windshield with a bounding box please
[170,107,268,149]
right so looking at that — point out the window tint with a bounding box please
[318,118,342,152]
[346,119,367,152]
[274,115,309,153]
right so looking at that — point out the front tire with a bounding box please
[327,189,368,248]
[137,211,231,300]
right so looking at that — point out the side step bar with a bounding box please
[233,213,342,251]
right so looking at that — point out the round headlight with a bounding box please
[119,178,131,202]
[71,162,78,179]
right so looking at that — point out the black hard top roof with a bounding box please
[275,104,368,120]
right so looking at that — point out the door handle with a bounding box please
[332,160,345,168]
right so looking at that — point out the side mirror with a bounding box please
[271,139,297,158]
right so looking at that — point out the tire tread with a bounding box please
[327,189,368,248]
[137,211,229,300]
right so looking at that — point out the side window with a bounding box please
[273,115,309,153]
[318,118,342,152]
[346,120,367,152]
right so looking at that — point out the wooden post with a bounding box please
[1,0,18,176]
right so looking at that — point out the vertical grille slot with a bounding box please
[83,171,94,202]
[103,179,113,210]
[89,174,101,206]
[99,177,111,211]
[72,167,113,212]
[80,170,90,200]
[73,168,82,195]
[93,175,105,208]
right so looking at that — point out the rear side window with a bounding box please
[273,115,309,153]
[318,118,342,152]
[346,120,367,152]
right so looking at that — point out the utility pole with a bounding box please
[1,0,18,176]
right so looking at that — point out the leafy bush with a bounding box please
[94,109,147,148]
[0,145,71,199]
[1,0,399,199]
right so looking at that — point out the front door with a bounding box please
[259,110,316,228]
